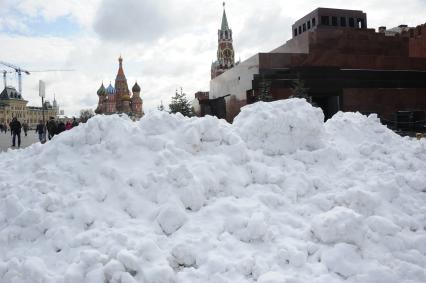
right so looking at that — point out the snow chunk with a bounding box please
[104,259,125,281]
[277,245,307,268]
[257,271,287,283]
[312,206,363,245]
[321,243,362,278]
[366,215,400,236]
[234,99,325,155]
[144,265,175,283]
[171,244,196,267]
[157,203,188,235]
[2,195,24,221]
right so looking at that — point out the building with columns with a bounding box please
[0,86,59,129]
[95,56,143,118]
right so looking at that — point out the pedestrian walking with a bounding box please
[10,117,22,148]
[71,117,79,128]
[65,120,72,130]
[22,121,29,136]
[57,121,66,134]
[46,117,57,140]
[35,120,46,143]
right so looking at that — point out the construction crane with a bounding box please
[1,70,15,89]
[0,61,74,96]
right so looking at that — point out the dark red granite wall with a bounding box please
[342,88,426,120]
[409,24,426,58]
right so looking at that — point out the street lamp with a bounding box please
[39,80,46,142]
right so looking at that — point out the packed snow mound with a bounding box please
[234,99,325,154]
[0,99,426,283]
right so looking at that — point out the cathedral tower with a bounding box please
[115,56,131,112]
[131,82,143,118]
[211,2,235,79]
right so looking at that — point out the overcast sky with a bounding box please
[0,0,425,116]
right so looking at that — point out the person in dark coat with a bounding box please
[46,117,57,140]
[35,120,45,143]
[57,121,66,134]
[71,117,79,128]
[22,121,29,136]
[10,117,22,147]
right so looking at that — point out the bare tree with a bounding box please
[80,109,95,123]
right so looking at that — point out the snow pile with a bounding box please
[0,99,425,283]
[234,99,325,154]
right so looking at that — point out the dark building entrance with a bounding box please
[311,95,340,120]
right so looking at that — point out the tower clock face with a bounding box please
[222,48,233,59]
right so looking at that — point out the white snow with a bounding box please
[0,98,426,283]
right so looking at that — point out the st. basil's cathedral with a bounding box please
[95,56,144,118]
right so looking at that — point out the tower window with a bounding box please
[307,21,311,29]
[294,28,298,36]
[303,23,306,32]
[312,18,316,26]
[321,16,330,26]
[299,26,302,34]
[332,16,338,26]
[340,17,346,27]
[349,18,355,27]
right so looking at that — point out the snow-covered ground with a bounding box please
[0,99,425,283]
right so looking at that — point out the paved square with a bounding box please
[0,130,40,153]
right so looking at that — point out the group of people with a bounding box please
[1,121,29,135]
[5,117,79,148]
[36,117,79,143]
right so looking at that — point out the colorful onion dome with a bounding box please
[132,82,141,93]
[97,83,106,96]
[106,83,116,95]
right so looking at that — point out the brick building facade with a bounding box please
[0,86,59,128]
[201,7,426,125]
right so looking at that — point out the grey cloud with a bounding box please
[237,7,293,53]
[93,0,216,43]
[94,0,170,42]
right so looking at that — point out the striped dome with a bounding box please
[97,83,106,96]
[106,83,116,95]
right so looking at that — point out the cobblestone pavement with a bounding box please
[0,130,40,153]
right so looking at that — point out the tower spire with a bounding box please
[221,2,229,30]
[117,55,125,77]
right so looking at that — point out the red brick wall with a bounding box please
[342,88,426,120]
[409,24,426,58]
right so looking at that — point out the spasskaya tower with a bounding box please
[211,2,235,79]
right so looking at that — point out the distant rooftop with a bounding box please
[292,7,367,38]
[0,86,23,100]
